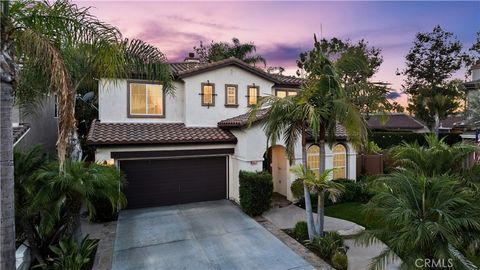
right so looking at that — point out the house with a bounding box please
[366,113,430,133]
[12,95,58,156]
[86,56,358,209]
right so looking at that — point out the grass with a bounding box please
[325,202,383,229]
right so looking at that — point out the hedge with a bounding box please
[239,171,273,216]
[370,132,462,149]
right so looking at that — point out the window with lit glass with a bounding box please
[201,83,215,106]
[333,144,347,179]
[276,89,298,98]
[247,85,259,106]
[129,82,164,117]
[307,145,320,175]
[225,84,238,106]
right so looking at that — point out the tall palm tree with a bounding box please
[300,35,367,235]
[1,1,172,267]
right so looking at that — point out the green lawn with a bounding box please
[325,202,382,229]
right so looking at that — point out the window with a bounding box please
[276,89,298,98]
[225,84,238,107]
[129,82,164,117]
[247,85,259,106]
[333,144,347,179]
[201,83,215,106]
[307,145,320,175]
[54,94,58,118]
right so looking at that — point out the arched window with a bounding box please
[307,145,320,175]
[333,144,347,179]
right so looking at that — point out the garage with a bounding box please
[119,156,227,209]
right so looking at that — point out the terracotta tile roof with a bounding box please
[169,58,305,87]
[218,109,348,139]
[366,113,427,130]
[439,116,465,129]
[217,108,269,128]
[87,121,237,146]
[13,124,30,145]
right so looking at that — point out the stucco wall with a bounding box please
[15,95,58,156]
[98,79,184,123]
[182,66,275,127]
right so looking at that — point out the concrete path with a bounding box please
[112,200,315,270]
[345,239,401,270]
[263,204,364,236]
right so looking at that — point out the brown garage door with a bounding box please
[119,156,227,209]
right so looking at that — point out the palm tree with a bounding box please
[1,1,172,266]
[290,166,345,236]
[362,170,480,269]
[195,37,267,66]
[20,160,126,264]
[300,35,367,235]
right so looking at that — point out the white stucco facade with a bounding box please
[94,64,358,203]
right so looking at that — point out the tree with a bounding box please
[466,91,480,128]
[298,37,394,115]
[250,35,366,239]
[297,35,367,236]
[1,1,172,267]
[290,166,344,237]
[464,31,480,75]
[402,25,464,132]
[194,37,266,66]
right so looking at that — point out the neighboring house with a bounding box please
[12,95,58,156]
[438,115,465,133]
[366,113,430,133]
[461,60,480,141]
[87,56,358,209]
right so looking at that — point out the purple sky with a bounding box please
[76,1,479,107]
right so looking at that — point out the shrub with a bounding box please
[239,171,273,216]
[290,178,304,199]
[306,232,344,259]
[334,179,372,203]
[331,250,348,270]
[89,197,118,222]
[293,221,309,241]
[43,235,99,270]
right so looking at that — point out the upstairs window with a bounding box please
[129,82,164,117]
[247,85,259,106]
[201,82,215,106]
[276,89,298,98]
[225,84,238,107]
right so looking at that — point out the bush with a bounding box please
[42,235,99,270]
[371,132,462,149]
[293,221,309,241]
[331,250,348,270]
[334,179,372,203]
[89,197,118,222]
[306,232,345,259]
[239,171,273,216]
[291,178,304,199]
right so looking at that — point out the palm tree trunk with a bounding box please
[0,1,17,266]
[317,123,326,236]
[301,127,315,240]
[434,110,440,138]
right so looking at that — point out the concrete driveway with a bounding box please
[112,200,314,270]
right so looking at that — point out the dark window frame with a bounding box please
[127,80,166,118]
[246,85,260,107]
[224,84,238,107]
[201,82,216,107]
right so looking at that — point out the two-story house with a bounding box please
[87,56,358,209]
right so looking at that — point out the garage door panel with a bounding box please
[120,156,227,209]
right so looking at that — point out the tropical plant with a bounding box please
[306,232,345,260]
[291,166,345,237]
[16,160,125,264]
[43,235,99,270]
[249,35,366,240]
[331,250,348,270]
[361,171,480,269]
[390,134,477,176]
[363,141,381,155]
[293,221,309,241]
[194,37,266,66]
[466,91,480,129]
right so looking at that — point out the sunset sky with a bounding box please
[75,1,479,107]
